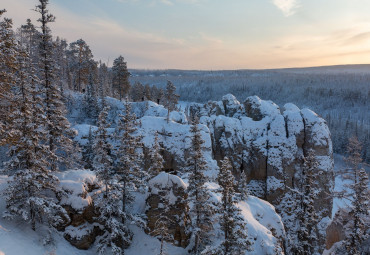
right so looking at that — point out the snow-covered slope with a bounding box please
[0,171,285,255]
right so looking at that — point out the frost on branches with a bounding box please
[186,118,214,255]
[211,157,252,255]
[343,137,369,255]
[2,20,69,233]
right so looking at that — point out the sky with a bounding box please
[3,0,370,70]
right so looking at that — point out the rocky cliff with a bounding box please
[188,94,334,252]
[71,93,334,253]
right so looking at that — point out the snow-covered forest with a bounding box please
[0,1,369,255]
[130,68,370,163]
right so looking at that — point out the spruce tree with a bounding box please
[186,118,214,255]
[82,126,95,169]
[164,80,179,123]
[18,18,40,65]
[95,180,132,255]
[93,106,132,255]
[116,100,147,213]
[131,81,145,102]
[93,106,113,198]
[343,137,369,255]
[216,157,251,255]
[238,171,249,201]
[0,10,18,145]
[35,0,77,171]
[150,174,174,255]
[112,55,130,100]
[148,132,164,178]
[3,45,69,232]
[83,74,99,122]
[295,151,318,255]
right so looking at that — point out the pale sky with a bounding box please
[3,0,370,69]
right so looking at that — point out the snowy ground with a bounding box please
[0,175,96,255]
[0,154,366,254]
[0,171,284,255]
[332,153,370,218]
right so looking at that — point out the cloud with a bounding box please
[160,0,174,5]
[272,0,300,17]
[343,31,370,45]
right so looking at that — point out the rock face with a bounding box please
[326,208,370,253]
[146,172,190,248]
[72,93,334,253]
[188,94,334,252]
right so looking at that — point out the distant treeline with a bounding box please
[130,69,370,162]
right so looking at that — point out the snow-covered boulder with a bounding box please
[56,170,101,250]
[146,172,190,248]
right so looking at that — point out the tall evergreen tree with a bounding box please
[98,61,111,98]
[150,174,174,255]
[35,0,77,171]
[215,157,251,255]
[144,84,151,101]
[17,18,40,64]
[0,10,18,145]
[186,118,214,255]
[130,81,145,102]
[295,151,318,255]
[238,171,249,201]
[115,100,147,214]
[82,126,95,169]
[67,38,96,92]
[3,44,69,232]
[112,55,130,100]
[343,137,369,255]
[93,106,113,198]
[164,80,179,123]
[83,73,99,122]
[148,132,164,178]
[93,107,132,255]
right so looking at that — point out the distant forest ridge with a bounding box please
[129,64,370,75]
[130,65,370,162]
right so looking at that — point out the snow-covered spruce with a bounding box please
[210,157,252,255]
[36,0,77,171]
[186,118,215,255]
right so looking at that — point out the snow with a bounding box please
[301,108,332,151]
[266,176,284,193]
[149,172,187,191]
[56,170,97,211]
[73,124,97,146]
[0,175,96,255]
[139,115,218,178]
[246,95,281,118]
[65,223,94,240]
[125,226,186,255]
[149,172,188,204]
[211,194,286,255]
[331,154,354,218]
[1,171,286,255]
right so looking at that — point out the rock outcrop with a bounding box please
[146,172,190,248]
[72,93,335,253]
[188,94,334,252]
[56,170,101,250]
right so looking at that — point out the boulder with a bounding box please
[146,172,190,248]
[56,170,101,250]
[63,223,102,250]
